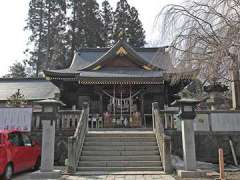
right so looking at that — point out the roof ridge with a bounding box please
[77,46,168,53]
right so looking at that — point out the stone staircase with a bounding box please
[77,131,163,172]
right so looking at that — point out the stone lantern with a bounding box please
[174,98,200,120]
[204,83,228,110]
[31,99,65,179]
[172,98,205,178]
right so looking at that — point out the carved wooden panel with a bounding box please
[101,56,141,68]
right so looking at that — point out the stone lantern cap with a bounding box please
[171,98,201,120]
[34,99,66,106]
[204,83,228,93]
[171,98,201,107]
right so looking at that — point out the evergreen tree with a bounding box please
[25,0,45,77]
[128,7,145,47]
[24,0,146,73]
[113,0,131,43]
[44,0,67,70]
[3,62,27,78]
[101,0,114,47]
[83,0,104,47]
[25,0,67,76]
[113,0,145,47]
[68,0,104,54]
[67,0,84,58]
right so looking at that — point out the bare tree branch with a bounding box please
[156,0,240,85]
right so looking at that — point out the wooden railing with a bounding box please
[67,103,89,173]
[152,102,173,173]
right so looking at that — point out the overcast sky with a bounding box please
[0,0,180,76]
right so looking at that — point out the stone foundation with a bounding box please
[30,129,240,166]
[168,131,240,164]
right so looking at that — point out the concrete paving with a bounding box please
[62,174,176,180]
[13,171,176,180]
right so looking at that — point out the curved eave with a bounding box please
[43,70,78,81]
[78,77,164,85]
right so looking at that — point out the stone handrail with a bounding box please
[67,103,89,173]
[58,110,82,129]
[152,102,173,173]
[32,110,82,130]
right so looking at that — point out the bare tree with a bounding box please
[157,0,240,85]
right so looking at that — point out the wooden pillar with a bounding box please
[141,93,145,127]
[164,82,169,128]
[99,93,103,114]
[163,81,169,106]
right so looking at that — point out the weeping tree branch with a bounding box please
[156,0,240,85]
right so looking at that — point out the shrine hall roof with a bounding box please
[44,40,170,80]
[78,69,163,78]
[70,41,169,71]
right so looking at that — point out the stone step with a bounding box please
[82,150,160,156]
[80,155,161,161]
[88,128,153,132]
[85,137,156,142]
[86,133,155,138]
[82,145,158,151]
[76,166,163,171]
[78,131,161,173]
[78,161,162,167]
[84,141,157,146]
[74,171,165,176]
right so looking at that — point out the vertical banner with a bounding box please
[0,108,32,132]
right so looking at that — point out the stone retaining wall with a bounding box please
[168,131,240,164]
[30,130,240,166]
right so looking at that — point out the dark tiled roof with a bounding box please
[44,40,170,78]
[0,78,60,101]
[69,42,169,71]
[78,69,163,78]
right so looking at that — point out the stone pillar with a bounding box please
[40,120,55,172]
[231,56,240,110]
[172,98,207,178]
[67,136,76,173]
[181,119,196,171]
[36,115,40,129]
[208,92,217,111]
[30,99,65,179]
[31,119,61,179]
[231,70,240,110]
[163,136,173,173]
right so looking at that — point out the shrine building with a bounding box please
[44,40,191,128]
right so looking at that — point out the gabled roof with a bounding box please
[79,40,163,70]
[44,40,170,80]
[0,78,59,101]
[69,46,169,71]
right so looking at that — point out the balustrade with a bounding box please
[32,110,82,130]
